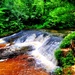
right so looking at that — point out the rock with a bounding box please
[0,54,49,75]
[61,48,71,56]
[0,43,10,48]
[63,65,75,75]
[0,45,34,59]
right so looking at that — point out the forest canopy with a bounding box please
[0,0,75,36]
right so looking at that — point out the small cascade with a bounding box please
[0,30,62,73]
[30,36,62,72]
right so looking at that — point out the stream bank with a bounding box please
[0,29,74,75]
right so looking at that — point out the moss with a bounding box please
[60,32,75,48]
[67,70,72,75]
[60,50,75,67]
[55,49,75,67]
[54,68,63,75]
[55,49,63,60]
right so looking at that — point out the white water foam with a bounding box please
[0,30,62,72]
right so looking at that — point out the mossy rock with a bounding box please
[55,49,63,60]
[60,32,75,48]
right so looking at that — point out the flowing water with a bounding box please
[0,30,62,73]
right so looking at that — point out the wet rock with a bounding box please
[0,54,49,75]
[0,45,34,59]
[0,43,10,49]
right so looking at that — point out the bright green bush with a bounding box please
[0,0,75,36]
[0,8,25,36]
[44,2,75,29]
[60,50,74,67]
[55,49,63,60]
[3,0,75,29]
[55,49,75,67]
[60,32,75,48]
[54,68,63,75]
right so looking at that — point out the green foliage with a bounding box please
[55,49,75,67]
[0,0,75,36]
[44,2,75,29]
[60,50,75,67]
[67,70,72,75]
[55,49,63,60]
[0,7,7,34]
[60,32,75,48]
[54,68,63,75]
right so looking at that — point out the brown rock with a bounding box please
[0,43,10,49]
[63,65,75,75]
[61,48,71,56]
[0,54,49,75]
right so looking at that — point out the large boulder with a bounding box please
[0,54,49,75]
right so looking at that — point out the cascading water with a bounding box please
[0,30,62,73]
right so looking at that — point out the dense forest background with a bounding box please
[0,0,75,36]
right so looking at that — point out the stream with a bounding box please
[0,30,63,74]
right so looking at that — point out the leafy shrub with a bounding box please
[60,32,75,48]
[0,0,75,36]
[49,2,75,25]
[60,50,74,67]
[54,68,63,75]
[42,1,75,29]
[55,49,64,66]
[55,49,75,67]
[55,49,63,60]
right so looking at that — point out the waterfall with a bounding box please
[0,30,62,73]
